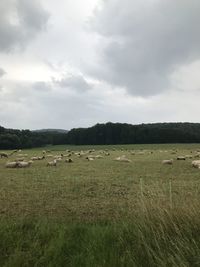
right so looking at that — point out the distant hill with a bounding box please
[33,129,68,133]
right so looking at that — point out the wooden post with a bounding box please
[140,178,145,211]
[169,179,173,209]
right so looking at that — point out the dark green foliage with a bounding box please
[67,122,200,145]
[1,122,200,149]
[0,126,68,149]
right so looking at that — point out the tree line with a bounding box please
[0,126,67,149]
[1,122,200,149]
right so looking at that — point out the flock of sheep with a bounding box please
[1,148,200,169]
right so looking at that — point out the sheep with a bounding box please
[5,162,18,168]
[46,154,53,158]
[65,158,73,163]
[95,155,103,159]
[0,152,8,158]
[86,156,94,161]
[47,159,57,167]
[185,155,193,159]
[177,156,186,160]
[17,161,32,168]
[38,156,45,160]
[31,156,45,161]
[162,159,173,165]
[31,157,39,161]
[192,160,200,168]
[15,157,25,162]
[114,155,131,162]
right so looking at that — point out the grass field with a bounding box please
[1,144,200,266]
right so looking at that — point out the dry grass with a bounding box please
[0,144,200,221]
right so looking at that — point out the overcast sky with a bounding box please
[1,0,200,130]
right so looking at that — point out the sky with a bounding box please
[1,0,200,130]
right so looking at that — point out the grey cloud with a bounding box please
[91,0,200,96]
[0,67,6,77]
[32,81,51,92]
[0,0,49,52]
[56,74,91,92]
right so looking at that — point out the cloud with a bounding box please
[0,0,49,53]
[0,67,6,77]
[55,74,92,93]
[90,0,200,96]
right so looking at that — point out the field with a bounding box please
[1,144,200,266]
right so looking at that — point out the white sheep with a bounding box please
[86,156,94,161]
[114,155,131,162]
[177,156,186,160]
[95,155,103,159]
[31,157,39,161]
[192,160,200,168]
[5,162,18,168]
[15,157,25,162]
[65,158,73,163]
[47,159,57,166]
[162,159,173,165]
[17,161,32,168]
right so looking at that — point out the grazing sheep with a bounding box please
[86,156,94,161]
[47,159,57,167]
[177,156,186,160]
[65,158,73,163]
[95,155,103,159]
[185,155,193,159]
[5,162,18,168]
[46,154,53,158]
[16,157,25,162]
[114,155,131,162]
[162,159,173,165]
[38,156,45,160]
[192,160,200,168]
[31,157,39,161]
[0,152,8,158]
[17,161,32,168]
[31,156,45,161]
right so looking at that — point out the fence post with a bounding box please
[169,179,173,209]
[140,177,145,211]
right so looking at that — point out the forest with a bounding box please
[1,122,200,149]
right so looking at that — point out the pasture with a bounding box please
[1,144,200,266]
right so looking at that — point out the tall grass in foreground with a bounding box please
[1,207,200,267]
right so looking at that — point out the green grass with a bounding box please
[1,144,200,266]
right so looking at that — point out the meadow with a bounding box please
[0,144,200,266]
